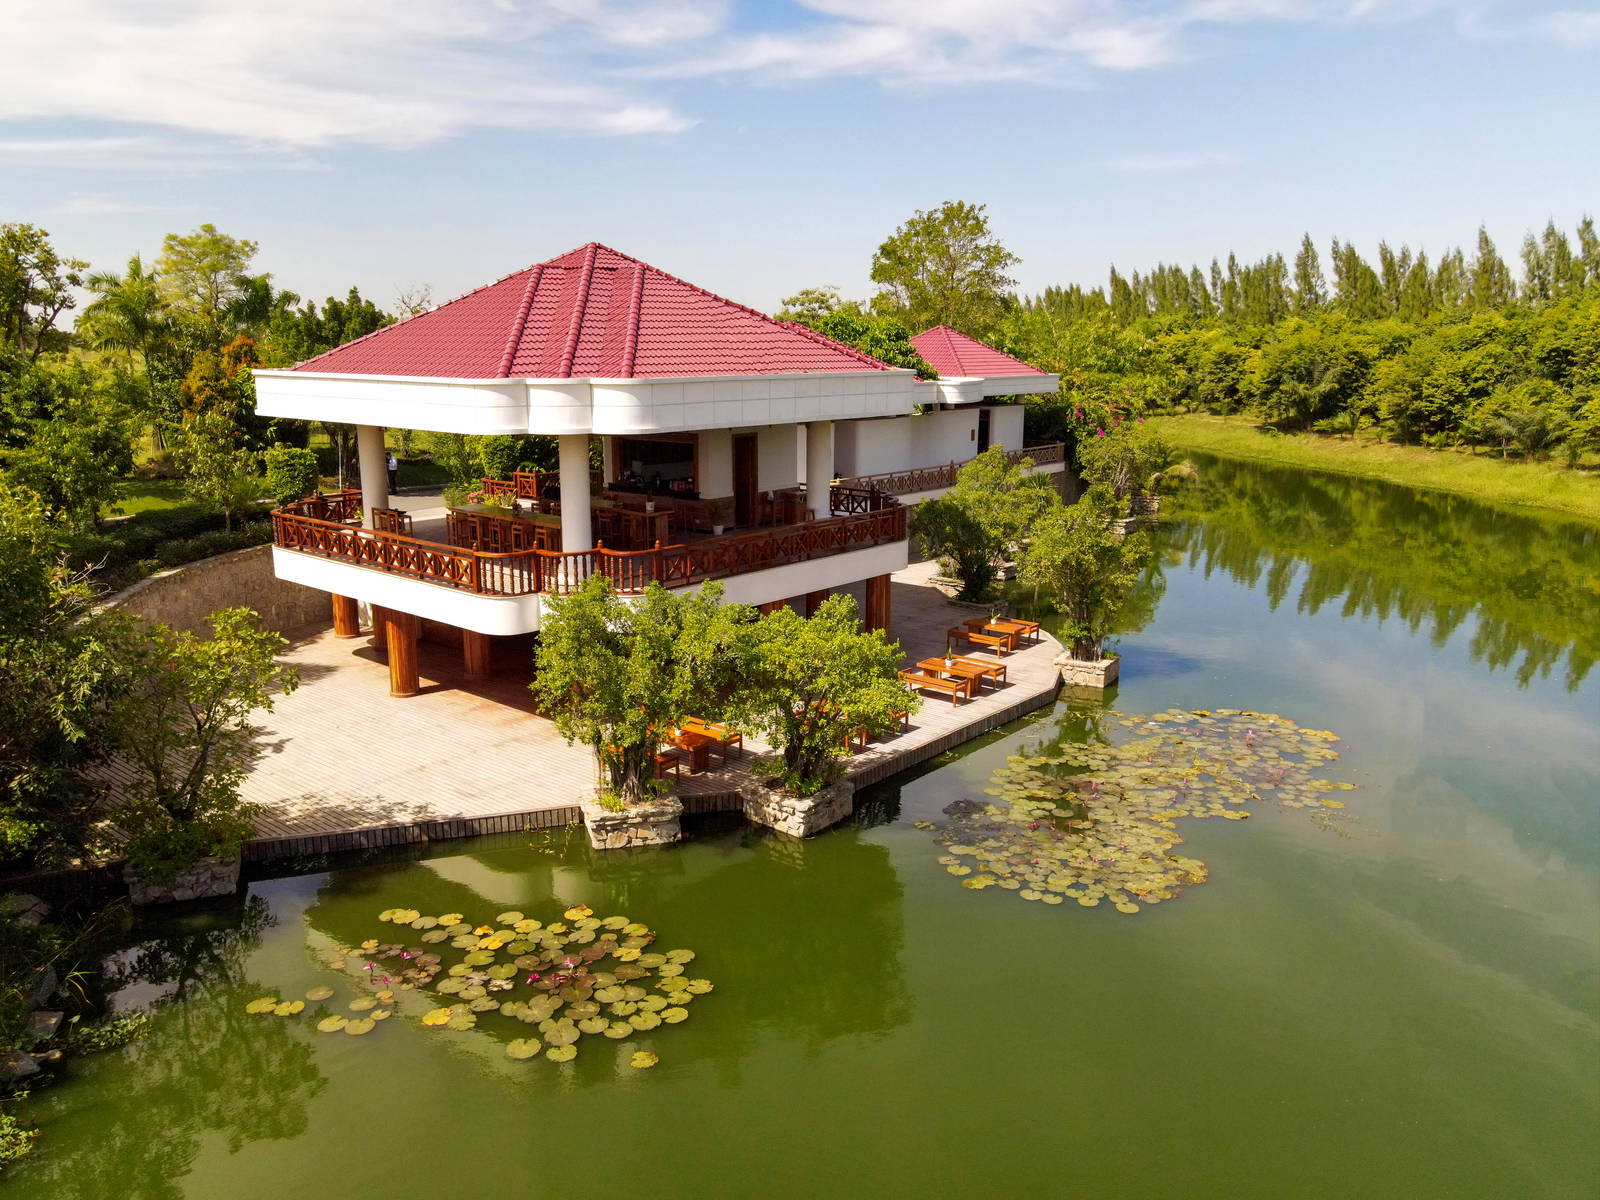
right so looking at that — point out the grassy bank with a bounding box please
[1153,414,1600,523]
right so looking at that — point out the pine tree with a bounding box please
[1470,226,1514,308]
[1540,220,1576,295]
[1433,248,1470,309]
[1576,216,1599,289]
[1522,232,1551,302]
[1378,242,1413,314]
[1292,234,1326,310]
[1400,253,1435,320]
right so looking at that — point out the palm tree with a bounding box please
[79,255,174,412]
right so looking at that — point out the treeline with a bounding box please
[1001,218,1600,460]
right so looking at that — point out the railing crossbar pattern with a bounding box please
[841,443,1065,496]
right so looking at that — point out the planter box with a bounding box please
[739,778,855,839]
[1054,654,1120,689]
[124,854,241,906]
[580,796,683,850]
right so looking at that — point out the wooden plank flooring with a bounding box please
[211,561,1062,860]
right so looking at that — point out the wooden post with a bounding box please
[463,630,491,679]
[332,594,360,638]
[385,610,420,697]
[370,605,388,649]
[757,600,786,616]
[865,574,891,634]
[805,589,829,617]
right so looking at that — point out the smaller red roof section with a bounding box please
[909,326,1048,379]
[293,243,895,379]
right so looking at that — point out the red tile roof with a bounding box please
[909,326,1049,379]
[293,243,896,379]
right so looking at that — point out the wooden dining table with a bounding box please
[669,729,716,773]
[448,504,562,552]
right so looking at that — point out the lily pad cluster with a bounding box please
[924,708,1356,913]
[244,986,396,1035]
[303,904,711,1066]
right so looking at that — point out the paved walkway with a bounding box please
[238,562,1063,858]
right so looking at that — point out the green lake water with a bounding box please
[9,456,1599,1198]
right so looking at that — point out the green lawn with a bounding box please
[1153,414,1600,524]
[112,478,208,518]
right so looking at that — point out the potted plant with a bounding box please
[1018,488,1151,689]
[725,595,918,837]
[705,497,733,536]
[107,609,299,904]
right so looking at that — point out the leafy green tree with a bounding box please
[910,447,1060,600]
[175,412,262,530]
[1020,490,1152,661]
[1293,234,1327,310]
[262,444,320,507]
[155,224,259,333]
[810,310,937,378]
[1077,422,1172,511]
[79,254,174,411]
[0,224,85,361]
[108,608,297,881]
[1463,379,1572,458]
[870,200,1018,336]
[0,485,130,866]
[261,286,391,367]
[1470,226,1515,309]
[532,577,748,806]
[775,286,843,324]
[1,394,133,526]
[726,593,916,796]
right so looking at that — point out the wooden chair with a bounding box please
[652,748,682,781]
[947,626,1013,654]
[372,507,413,534]
[951,656,1007,686]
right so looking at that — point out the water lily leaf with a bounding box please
[684,979,714,995]
[563,905,593,921]
[603,1022,634,1039]
[344,1017,376,1036]
[544,1023,579,1047]
[578,1016,610,1034]
[371,1008,392,1021]
[661,1007,688,1024]
[348,997,377,1012]
[629,1011,662,1031]
[421,1008,453,1027]
[655,963,685,977]
[420,930,449,943]
[545,1044,577,1062]
[274,1000,305,1016]
[496,911,525,925]
[304,985,335,1002]
[468,997,500,1013]
[664,949,695,964]
[629,1050,659,1069]
[316,1015,348,1033]
[506,1037,542,1060]
[446,1013,477,1031]
[245,997,278,1014]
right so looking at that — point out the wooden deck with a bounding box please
[236,561,1063,861]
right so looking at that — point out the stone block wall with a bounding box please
[107,544,330,636]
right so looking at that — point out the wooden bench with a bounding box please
[843,709,910,752]
[951,655,1007,686]
[968,616,1040,645]
[947,626,1014,654]
[900,669,969,702]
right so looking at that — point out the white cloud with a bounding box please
[1108,150,1243,172]
[0,0,705,163]
[55,193,181,215]
[0,134,322,171]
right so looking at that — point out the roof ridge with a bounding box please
[496,264,544,378]
[619,260,647,378]
[557,243,599,378]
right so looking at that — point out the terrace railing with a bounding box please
[840,443,1066,497]
[481,468,605,501]
[271,494,906,598]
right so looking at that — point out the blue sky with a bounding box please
[2,0,1596,315]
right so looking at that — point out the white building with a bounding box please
[254,242,1062,694]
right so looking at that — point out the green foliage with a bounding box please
[725,594,916,796]
[807,310,938,378]
[174,413,262,531]
[154,224,260,331]
[0,361,135,527]
[0,1104,37,1171]
[1077,423,1172,509]
[0,486,131,866]
[870,200,1019,337]
[262,444,320,507]
[0,224,85,361]
[532,578,748,805]
[774,286,844,325]
[107,608,298,882]
[260,286,391,367]
[910,447,1061,601]
[1019,490,1152,660]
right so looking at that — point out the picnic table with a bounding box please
[669,728,716,773]
[947,625,1016,654]
[962,615,1041,645]
[917,657,996,693]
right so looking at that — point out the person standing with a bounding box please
[386,450,399,491]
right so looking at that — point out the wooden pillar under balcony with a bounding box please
[332,594,360,638]
[385,610,420,697]
[864,574,891,634]
[370,605,388,649]
[805,589,829,617]
[463,630,492,678]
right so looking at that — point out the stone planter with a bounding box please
[580,796,683,850]
[739,777,855,839]
[1055,653,1120,689]
[124,853,242,906]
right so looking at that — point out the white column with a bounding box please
[356,424,388,529]
[805,421,835,520]
[558,433,593,552]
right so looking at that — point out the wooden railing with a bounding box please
[279,489,364,523]
[841,443,1066,496]
[828,483,895,516]
[271,494,907,598]
[482,468,605,501]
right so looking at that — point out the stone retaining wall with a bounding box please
[108,544,329,636]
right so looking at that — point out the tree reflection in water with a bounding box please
[1164,453,1599,688]
[23,895,326,1200]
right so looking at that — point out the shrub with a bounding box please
[262,443,320,507]
[1019,489,1152,660]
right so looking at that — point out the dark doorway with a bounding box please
[733,434,759,526]
[977,407,992,453]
